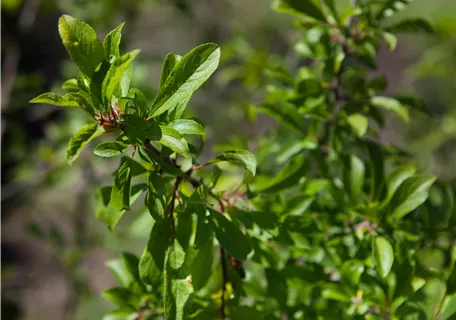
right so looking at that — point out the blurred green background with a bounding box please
[2,0,456,319]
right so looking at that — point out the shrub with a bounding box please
[31,1,456,319]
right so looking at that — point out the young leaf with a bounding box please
[159,126,191,158]
[209,150,256,176]
[150,43,220,117]
[209,208,252,261]
[126,88,148,116]
[370,96,409,122]
[103,22,125,60]
[389,175,436,220]
[58,15,104,77]
[191,237,213,290]
[160,53,182,88]
[272,0,327,22]
[90,60,111,111]
[167,119,205,136]
[110,158,133,211]
[374,236,394,278]
[30,92,80,108]
[94,141,129,157]
[102,50,140,106]
[66,123,101,164]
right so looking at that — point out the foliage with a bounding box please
[30,1,456,320]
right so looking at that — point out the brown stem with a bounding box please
[192,163,210,170]
[166,177,182,235]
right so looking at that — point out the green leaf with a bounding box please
[102,287,138,310]
[94,141,129,157]
[321,284,351,302]
[122,114,162,145]
[344,154,365,200]
[30,92,80,108]
[110,158,133,211]
[160,53,182,89]
[164,275,193,320]
[370,96,409,122]
[168,96,191,121]
[389,175,436,220]
[341,260,365,286]
[126,88,148,116]
[139,218,172,285]
[96,184,144,230]
[322,0,339,22]
[167,119,205,136]
[106,252,140,288]
[209,209,252,260]
[375,0,412,19]
[256,155,306,193]
[374,236,394,278]
[58,15,104,77]
[257,102,304,133]
[103,22,124,60]
[265,268,287,308]
[90,60,111,111]
[66,123,101,164]
[102,310,136,320]
[439,293,456,320]
[191,237,213,290]
[159,126,190,158]
[194,206,213,248]
[382,165,416,206]
[416,278,447,320]
[102,50,140,106]
[209,150,256,176]
[385,18,434,34]
[61,79,79,91]
[150,43,220,117]
[272,0,327,22]
[164,239,193,320]
[380,31,398,51]
[347,113,368,137]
